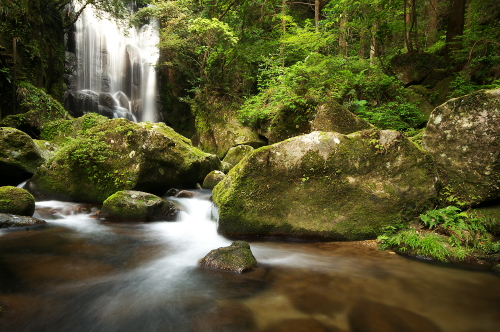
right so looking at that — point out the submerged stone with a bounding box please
[0,213,46,228]
[213,130,438,240]
[100,190,178,222]
[0,186,36,216]
[199,241,258,273]
[423,89,500,205]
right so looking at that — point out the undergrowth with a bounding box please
[378,206,500,263]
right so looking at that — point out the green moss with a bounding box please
[0,186,35,216]
[214,130,438,240]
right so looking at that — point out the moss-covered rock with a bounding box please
[100,190,178,222]
[265,100,373,144]
[199,241,258,273]
[203,170,226,189]
[213,130,438,240]
[0,82,72,137]
[407,86,435,119]
[391,52,445,86]
[40,112,109,144]
[223,145,254,167]
[0,213,46,228]
[195,116,267,158]
[0,186,36,216]
[422,89,500,206]
[0,127,45,186]
[29,118,221,203]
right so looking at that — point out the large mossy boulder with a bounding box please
[0,186,36,216]
[199,241,258,273]
[264,100,373,144]
[30,118,220,203]
[213,130,438,240]
[0,127,45,186]
[100,190,178,222]
[422,89,500,206]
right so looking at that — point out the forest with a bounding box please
[1,1,500,331]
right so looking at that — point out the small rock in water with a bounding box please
[175,190,197,198]
[0,213,46,228]
[199,241,258,273]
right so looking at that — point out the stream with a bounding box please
[0,193,499,332]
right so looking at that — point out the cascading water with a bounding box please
[65,1,160,122]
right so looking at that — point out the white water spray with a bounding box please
[70,1,160,122]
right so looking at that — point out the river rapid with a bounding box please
[0,194,499,332]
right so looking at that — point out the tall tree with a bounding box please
[445,0,466,54]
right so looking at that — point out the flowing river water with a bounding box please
[0,194,499,332]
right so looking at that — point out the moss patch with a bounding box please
[0,186,35,216]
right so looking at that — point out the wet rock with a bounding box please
[0,213,46,228]
[31,118,220,203]
[213,130,438,240]
[348,300,441,332]
[0,127,45,186]
[175,190,197,198]
[0,186,36,216]
[202,170,226,189]
[423,89,500,205]
[223,145,254,168]
[199,241,258,273]
[100,190,178,222]
[165,188,180,197]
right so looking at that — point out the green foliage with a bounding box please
[379,229,470,262]
[379,206,500,263]
[352,99,426,132]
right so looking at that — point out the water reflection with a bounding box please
[0,198,499,332]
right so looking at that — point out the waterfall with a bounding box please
[65,1,160,122]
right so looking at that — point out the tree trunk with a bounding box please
[315,0,320,32]
[339,12,349,57]
[370,21,379,65]
[427,0,439,46]
[445,0,466,54]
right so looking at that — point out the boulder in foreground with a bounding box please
[199,241,258,273]
[213,130,439,240]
